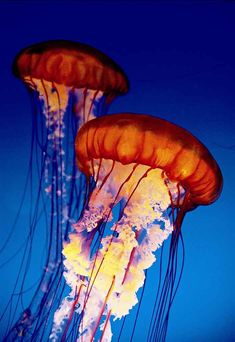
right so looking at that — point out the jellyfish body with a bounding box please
[2,42,128,341]
[11,40,129,237]
[52,113,222,341]
[13,40,129,125]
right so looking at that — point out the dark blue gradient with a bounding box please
[0,1,234,341]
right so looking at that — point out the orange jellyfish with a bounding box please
[11,39,129,237]
[2,42,128,341]
[52,113,222,341]
[13,40,129,125]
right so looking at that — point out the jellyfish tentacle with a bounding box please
[81,164,140,307]
[100,309,112,342]
[59,158,181,340]
[88,276,115,342]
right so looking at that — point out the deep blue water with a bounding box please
[0,1,234,341]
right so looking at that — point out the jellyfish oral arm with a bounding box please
[52,160,185,341]
[25,77,107,125]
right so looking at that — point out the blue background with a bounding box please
[0,1,234,341]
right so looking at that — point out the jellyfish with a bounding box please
[1,41,128,340]
[13,40,128,126]
[51,113,222,341]
[10,39,128,239]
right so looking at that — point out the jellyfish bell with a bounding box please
[76,113,222,208]
[13,40,129,124]
[52,113,222,341]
